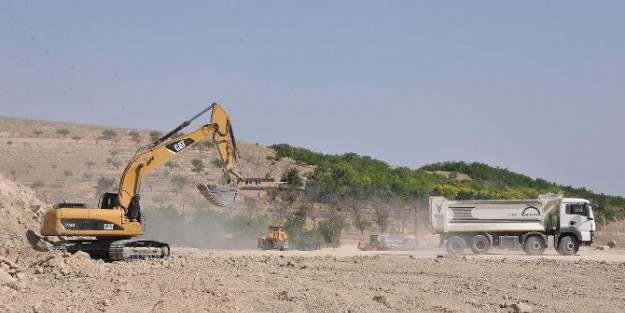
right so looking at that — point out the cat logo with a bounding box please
[172,140,186,152]
[166,138,195,154]
[103,223,114,230]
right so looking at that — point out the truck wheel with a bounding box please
[557,236,579,256]
[469,235,490,254]
[445,236,466,255]
[523,236,545,255]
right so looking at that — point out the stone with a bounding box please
[510,303,532,313]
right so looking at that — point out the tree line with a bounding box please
[270,144,625,223]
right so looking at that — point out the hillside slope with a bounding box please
[0,115,308,216]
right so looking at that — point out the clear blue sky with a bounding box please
[1,1,624,196]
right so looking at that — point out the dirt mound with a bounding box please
[0,175,46,259]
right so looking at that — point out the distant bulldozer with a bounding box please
[258,226,289,251]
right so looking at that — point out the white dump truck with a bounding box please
[429,193,595,255]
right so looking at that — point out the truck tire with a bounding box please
[469,235,490,254]
[446,236,466,255]
[523,236,546,255]
[557,236,579,256]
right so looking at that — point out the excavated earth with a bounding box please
[2,175,625,313]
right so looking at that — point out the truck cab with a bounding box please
[558,198,595,246]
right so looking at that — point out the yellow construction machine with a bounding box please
[258,226,289,251]
[40,103,243,260]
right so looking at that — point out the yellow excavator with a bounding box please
[40,103,243,261]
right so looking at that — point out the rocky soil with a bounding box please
[2,175,625,313]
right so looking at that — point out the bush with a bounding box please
[102,129,118,141]
[191,159,205,173]
[318,219,342,247]
[56,128,70,137]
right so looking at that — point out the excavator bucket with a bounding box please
[195,182,238,207]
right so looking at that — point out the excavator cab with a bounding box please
[99,192,119,209]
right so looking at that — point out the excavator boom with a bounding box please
[119,102,242,213]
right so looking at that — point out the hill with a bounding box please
[271,144,625,222]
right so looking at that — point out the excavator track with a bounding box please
[109,239,170,261]
[52,239,170,261]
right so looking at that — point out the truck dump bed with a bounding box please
[430,194,562,234]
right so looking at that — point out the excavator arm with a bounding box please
[117,103,243,215]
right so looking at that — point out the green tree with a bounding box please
[33,130,43,137]
[282,168,303,187]
[191,159,205,173]
[266,188,279,203]
[170,175,189,196]
[281,168,304,205]
[372,195,391,233]
[164,161,179,170]
[317,217,342,247]
[350,203,371,237]
[149,131,162,143]
[244,197,260,218]
[211,158,224,168]
[102,129,118,141]
[125,130,141,145]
